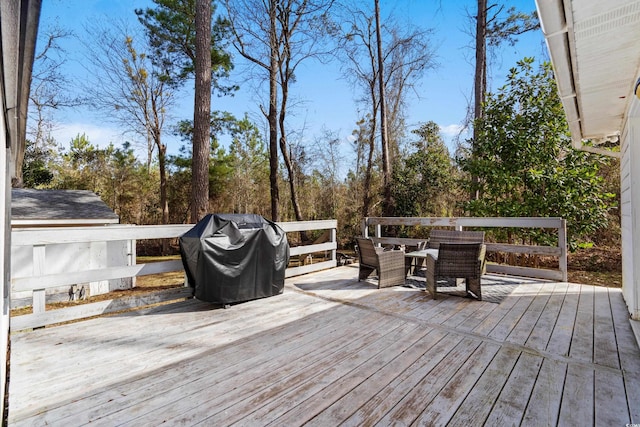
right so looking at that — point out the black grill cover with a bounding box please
[179,214,290,304]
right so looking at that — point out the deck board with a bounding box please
[521,358,566,426]
[569,284,595,362]
[524,281,568,352]
[545,282,581,357]
[446,346,520,426]
[8,265,640,426]
[483,352,543,425]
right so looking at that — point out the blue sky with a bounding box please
[37,0,546,161]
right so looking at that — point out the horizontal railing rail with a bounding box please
[11,220,337,330]
[363,217,567,282]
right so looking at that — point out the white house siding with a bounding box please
[621,109,640,320]
[1,83,9,424]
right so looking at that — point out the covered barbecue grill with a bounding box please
[179,214,289,304]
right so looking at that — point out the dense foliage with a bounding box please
[459,58,616,248]
[393,122,460,218]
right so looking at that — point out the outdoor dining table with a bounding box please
[404,248,439,275]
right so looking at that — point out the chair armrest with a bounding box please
[479,244,487,275]
[425,253,437,271]
[377,250,405,270]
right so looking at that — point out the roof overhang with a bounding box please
[1,0,42,184]
[535,0,640,158]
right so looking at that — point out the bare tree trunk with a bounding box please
[279,109,303,223]
[157,136,169,254]
[471,0,487,201]
[279,82,308,241]
[375,0,393,218]
[268,0,280,222]
[191,0,212,223]
[361,125,375,218]
[277,3,304,227]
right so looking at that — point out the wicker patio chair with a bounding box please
[425,242,486,300]
[427,229,486,275]
[356,237,406,288]
[427,229,485,249]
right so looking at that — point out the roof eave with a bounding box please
[536,0,621,158]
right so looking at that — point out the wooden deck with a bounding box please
[8,265,640,426]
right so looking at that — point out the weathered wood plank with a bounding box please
[569,284,595,362]
[13,220,337,245]
[452,299,500,333]
[593,286,620,369]
[303,329,450,426]
[609,291,640,372]
[524,281,568,352]
[447,347,521,426]
[442,300,497,330]
[410,341,502,425]
[594,368,631,425]
[485,242,562,256]
[504,281,556,345]
[12,224,191,245]
[256,324,437,425]
[12,294,356,423]
[213,322,420,426]
[276,219,337,233]
[371,236,426,247]
[545,282,581,357]
[285,260,335,278]
[120,314,407,426]
[487,284,542,341]
[558,364,594,426]
[405,291,462,321]
[339,334,469,426]
[470,287,524,337]
[608,287,640,422]
[10,291,330,412]
[19,299,368,425]
[288,241,336,256]
[521,358,567,426]
[366,216,564,229]
[424,296,473,325]
[483,352,544,425]
[486,264,563,281]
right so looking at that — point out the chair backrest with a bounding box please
[428,229,485,249]
[435,242,483,277]
[356,237,379,267]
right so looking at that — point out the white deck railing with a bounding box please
[11,220,337,330]
[363,217,567,282]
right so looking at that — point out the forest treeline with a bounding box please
[20,1,619,250]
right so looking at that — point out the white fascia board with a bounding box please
[11,219,119,227]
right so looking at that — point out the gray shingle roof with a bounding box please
[11,189,119,222]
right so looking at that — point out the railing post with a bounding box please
[559,219,568,281]
[32,245,46,313]
[331,227,337,264]
[129,239,137,288]
[362,217,368,238]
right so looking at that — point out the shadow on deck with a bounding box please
[8,265,640,425]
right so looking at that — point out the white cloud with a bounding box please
[50,122,133,149]
[440,123,465,137]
